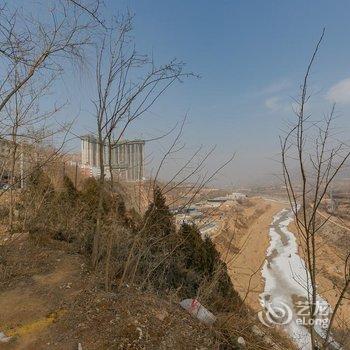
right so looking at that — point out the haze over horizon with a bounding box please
[20,0,350,187]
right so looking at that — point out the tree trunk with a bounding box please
[9,138,18,233]
[92,131,105,267]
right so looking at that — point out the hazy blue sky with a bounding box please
[26,1,350,186]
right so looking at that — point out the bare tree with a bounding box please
[67,0,104,26]
[118,118,234,291]
[91,12,196,281]
[0,70,60,231]
[281,29,350,349]
[0,1,93,111]
[0,0,95,231]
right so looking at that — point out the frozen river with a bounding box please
[259,208,340,349]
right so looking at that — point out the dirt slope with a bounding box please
[0,198,297,350]
[289,216,350,348]
[0,236,214,349]
[213,198,286,311]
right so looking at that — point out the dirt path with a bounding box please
[316,208,350,232]
[214,197,286,311]
[0,234,88,349]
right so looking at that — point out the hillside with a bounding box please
[0,174,295,350]
[0,236,214,349]
[0,231,294,350]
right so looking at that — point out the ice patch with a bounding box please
[260,209,341,349]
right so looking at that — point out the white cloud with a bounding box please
[265,96,280,111]
[261,80,291,95]
[264,96,296,113]
[326,78,350,105]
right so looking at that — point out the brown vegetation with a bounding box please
[0,163,296,349]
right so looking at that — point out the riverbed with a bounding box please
[260,208,340,349]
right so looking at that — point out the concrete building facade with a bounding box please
[81,135,145,182]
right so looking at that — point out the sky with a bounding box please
[19,1,350,187]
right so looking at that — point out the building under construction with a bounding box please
[81,135,145,182]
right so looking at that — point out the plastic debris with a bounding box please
[78,343,83,350]
[0,331,11,343]
[237,336,246,347]
[180,299,216,325]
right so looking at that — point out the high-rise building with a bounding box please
[81,135,145,182]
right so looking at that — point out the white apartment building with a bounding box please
[81,135,145,182]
